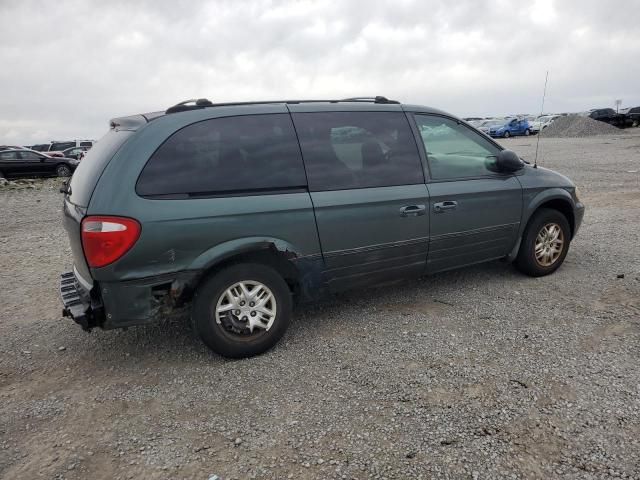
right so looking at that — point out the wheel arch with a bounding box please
[508,190,576,261]
[176,238,324,305]
[526,190,576,238]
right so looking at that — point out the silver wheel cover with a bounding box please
[215,280,277,334]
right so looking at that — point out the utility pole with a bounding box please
[615,99,622,113]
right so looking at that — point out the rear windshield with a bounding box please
[68,130,132,207]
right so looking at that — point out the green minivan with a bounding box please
[60,97,584,358]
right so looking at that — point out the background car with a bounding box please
[489,118,531,138]
[620,107,640,127]
[467,119,485,127]
[530,115,559,134]
[585,108,625,128]
[29,140,95,154]
[476,119,503,134]
[0,148,79,178]
[29,143,51,152]
[61,145,91,160]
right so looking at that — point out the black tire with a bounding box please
[515,208,571,277]
[56,164,71,177]
[524,129,530,136]
[504,130,511,138]
[192,263,292,358]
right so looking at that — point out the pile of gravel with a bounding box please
[541,114,621,137]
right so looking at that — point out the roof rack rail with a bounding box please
[164,96,400,114]
[165,98,214,114]
[341,96,400,104]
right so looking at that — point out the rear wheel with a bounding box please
[524,128,530,136]
[192,263,292,358]
[515,208,571,277]
[56,164,71,177]
[503,131,511,138]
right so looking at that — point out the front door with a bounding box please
[413,114,523,273]
[291,109,430,292]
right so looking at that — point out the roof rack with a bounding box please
[164,96,400,114]
[341,96,400,104]
[165,98,214,114]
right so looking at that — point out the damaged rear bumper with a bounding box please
[60,268,201,330]
[59,270,105,330]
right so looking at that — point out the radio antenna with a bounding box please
[533,71,549,169]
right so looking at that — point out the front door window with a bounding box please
[415,115,501,180]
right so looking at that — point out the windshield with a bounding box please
[535,115,553,122]
[482,120,503,127]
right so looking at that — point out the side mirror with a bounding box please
[496,149,524,172]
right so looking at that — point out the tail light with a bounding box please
[81,216,141,268]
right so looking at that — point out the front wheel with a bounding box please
[524,129,530,136]
[192,263,292,358]
[515,208,571,277]
[56,164,71,177]
[503,131,511,138]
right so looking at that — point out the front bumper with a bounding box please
[59,270,104,330]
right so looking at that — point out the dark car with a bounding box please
[0,148,79,178]
[588,108,625,127]
[30,144,52,152]
[621,107,640,128]
[59,97,584,358]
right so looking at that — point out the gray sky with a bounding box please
[1,0,639,145]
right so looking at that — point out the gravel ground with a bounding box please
[1,131,639,480]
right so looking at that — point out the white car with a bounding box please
[530,115,559,134]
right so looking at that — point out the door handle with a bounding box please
[399,204,426,217]
[433,201,458,213]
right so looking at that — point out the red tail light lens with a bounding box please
[81,216,141,268]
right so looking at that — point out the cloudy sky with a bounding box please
[1,0,639,145]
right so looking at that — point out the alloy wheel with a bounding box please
[534,222,565,267]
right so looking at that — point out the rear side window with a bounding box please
[0,151,18,160]
[79,141,93,147]
[137,114,306,197]
[292,111,423,191]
